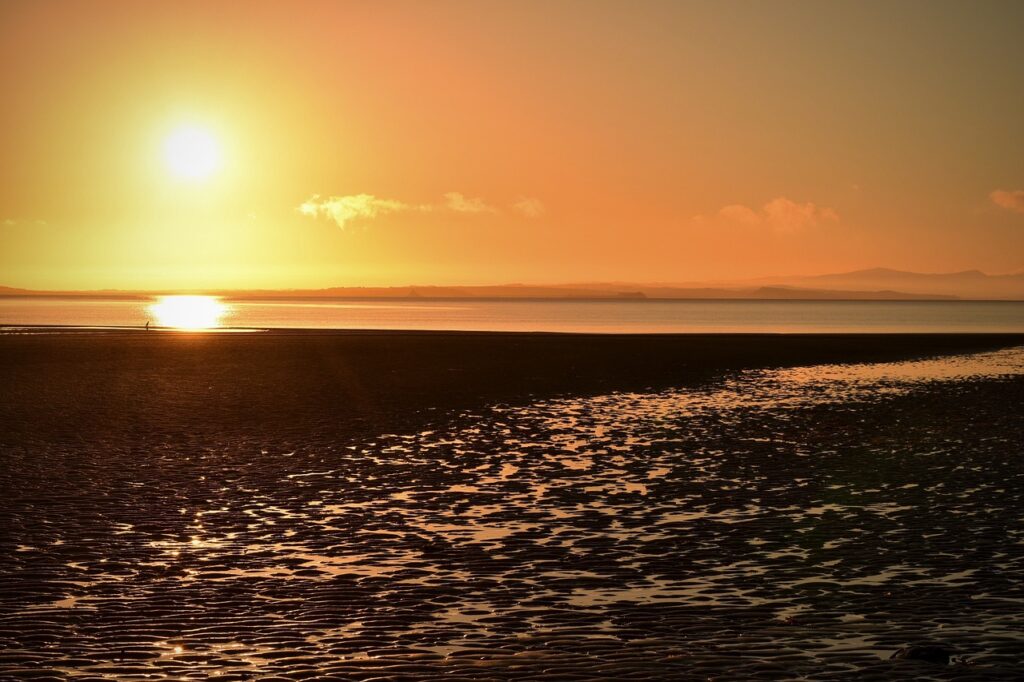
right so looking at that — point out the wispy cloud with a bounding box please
[990,189,1024,214]
[697,197,839,233]
[299,191,540,228]
[716,204,761,225]
[761,197,839,232]
[298,194,410,229]
[513,197,545,218]
[444,192,496,214]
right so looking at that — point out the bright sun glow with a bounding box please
[149,295,227,329]
[164,126,220,180]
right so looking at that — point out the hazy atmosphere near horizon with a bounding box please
[2,2,1024,681]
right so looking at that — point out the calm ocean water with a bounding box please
[1,297,1023,333]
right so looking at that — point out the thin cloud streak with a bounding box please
[444,192,496,214]
[990,189,1024,214]
[298,194,409,229]
[299,192,538,228]
[513,197,546,218]
[696,197,839,233]
[1,218,47,227]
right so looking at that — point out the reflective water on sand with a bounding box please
[3,347,1024,679]
[2,296,1024,332]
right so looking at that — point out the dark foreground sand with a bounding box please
[1,331,1023,680]
[3,331,1023,445]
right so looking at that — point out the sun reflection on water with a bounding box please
[148,295,228,330]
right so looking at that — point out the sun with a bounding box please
[149,295,228,330]
[164,126,220,180]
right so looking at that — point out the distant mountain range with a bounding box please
[3,268,1023,300]
[752,268,1024,300]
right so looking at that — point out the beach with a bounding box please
[2,331,1024,680]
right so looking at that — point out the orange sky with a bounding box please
[1,0,1023,290]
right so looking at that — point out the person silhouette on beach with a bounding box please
[145,320,150,331]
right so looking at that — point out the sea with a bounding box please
[0,297,1022,333]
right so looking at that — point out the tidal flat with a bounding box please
[1,332,1023,680]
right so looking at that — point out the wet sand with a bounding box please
[2,331,1023,680]
[3,331,1023,445]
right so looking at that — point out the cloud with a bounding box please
[717,204,760,225]
[2,219,14,226]
[990,189,1024,214]
[298,194,411,229]
[513,197,545,218]
[299,191,540,228]
[700,197,839,233]
[761,197,838,232]
[443,192,496,213]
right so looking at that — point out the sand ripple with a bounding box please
[2,348,1023,679]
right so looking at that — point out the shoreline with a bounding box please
[3,331,1022,448]
[3,293,1024,303]
[4,324,1024,334]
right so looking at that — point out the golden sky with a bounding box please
[1,0,1023,290]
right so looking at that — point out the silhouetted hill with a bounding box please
[779,268,1024,299]
[8,267,1024,300]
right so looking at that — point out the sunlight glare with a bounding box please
[149,295,227,330]
[164,126,220,180]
